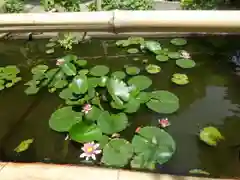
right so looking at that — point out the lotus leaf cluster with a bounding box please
[0,65,21,90]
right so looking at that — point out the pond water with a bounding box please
[0,36,240,178]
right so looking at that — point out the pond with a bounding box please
[0,35,240,179]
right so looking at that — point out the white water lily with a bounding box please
[180,50,191,59]
[80,141,102,161]
[56,58,65,66]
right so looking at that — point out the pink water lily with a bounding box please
[80,141,102,161]
[158,118,171,128]
[82,104,92,114]
[56,58,65,66]
[135,127,141,133]
[180,50,191,59]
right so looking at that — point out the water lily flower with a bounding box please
[56,58,65,66]
[135,127,141,133]
[180,50,191,59]
[158,118,171,128]
[80,142,101,161]
[82,104,92,114]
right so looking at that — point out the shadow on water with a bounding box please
[0,36,240,178]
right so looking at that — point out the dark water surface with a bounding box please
[0,36,240,178]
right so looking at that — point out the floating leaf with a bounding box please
[199,126,224,146]
[143,41,161,53]
[69,74,88,94]
[24,86,39,95]
[171,73,189,85]
[146,90,179,114]
[88,77,100,88]
[145,64,161,74]
[31,65,48,74]
[85,106,103,121]
[69,122,102,143]
[124,98,141,113]
[90,65,109,77]
[128,75,152,91]
[78,69,89,75]
[136,92,151,104]
[189,169,210,175]
[125,66,140,75]
[46,48,54,54]
[75,59,87,67]
[107,78,133,106]
[170,38,187,46]
[128,37,144,45]
[49,106,82,132]
[168,52,181,59]
[127,48,139,54]
[112,71,126,80]
[46,42,56,48]
[116,40,129,47]
[101,139,133,167]
[142,59,148,64]
[131,153,155,170]
[59,88,75,100]
[60,61,77,76]
[97,111,128,134]
[156,55,169,62]
[132,126,176,167]
[176,59,196,69]
[98,135,110,148]
[14,139,34,153]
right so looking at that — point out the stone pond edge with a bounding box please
[0,162,236,180]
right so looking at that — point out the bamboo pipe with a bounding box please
[0,162,234,180]
[0,11,240,33]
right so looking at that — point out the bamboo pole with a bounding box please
[0,162,235,180]
[0,11,240,33]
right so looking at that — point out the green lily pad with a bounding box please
[112,71,126,80]
[85,106,103,121]
[128,37,144,45]
[116,40,129,47]
[132,126,176,167]
[176,59,196,69]
[101,138,133,167]
[133,57,140,61]
[107,78,133,106]
[31,65,49,74]
[168,52,181,59]
[189,169,210,176]
[156,55,169,62]
[60,61,77,76]
[128,75,152,91]
[131,154,155,170]
[127,48,139,54]
[136,92,151,104]
[69,74,88,94]
[78,69,89,75]
[49,106,82,132]
[46,48,54,54]
[146,90,179,114]
[14,139,34,153]
[171,73,189,85]
[46,42,56,48]
[69,122,102,143]
[199,126,224,146]
[24,86,39,95]
[97,111,128,134]
[145,64,161,74]
[59,88,75,100]
[170,38,187,46]
[142,59,148,64]
[88,77,100,88]
[98,135,110,148]
[124,98,141,113]
[125,66,140,75]
[75,59,87,67]
[90,65,109,77]
[143,41,162,53]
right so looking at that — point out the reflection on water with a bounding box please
[0,37,240,178]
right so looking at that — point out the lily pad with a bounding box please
[124,98,141,113]
[189,169,210,176]
[127,48,139,54]
[128,75,152,91]
[78,69,89,75]
[116,40,129,47]
[146,90,179,114]
[171,73,189,85]
[46,48,54,54]
[49,106,82,132]
[14,139,34,153]
[176,59,196,69]
[46,42,56,48]
[75,59,87,67]
[132,126,176,167]
[131,154,155,170]
[69,74,88,94]
[60,61,77,76]
[125,66,140,75]
[97,111,128,134]
[31,65,48,74]
[145,64,161,74]
[101,138,133,167]
[156,55,169,62]
[143,41,162,53]
[128,37,144,45]
[112,71,126,80]
[199,126,224,146]
[90,65,109,77]
[69,122,102,143]
[85,106,103,121]
[170,38,187,46]
[168,52,181,59]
